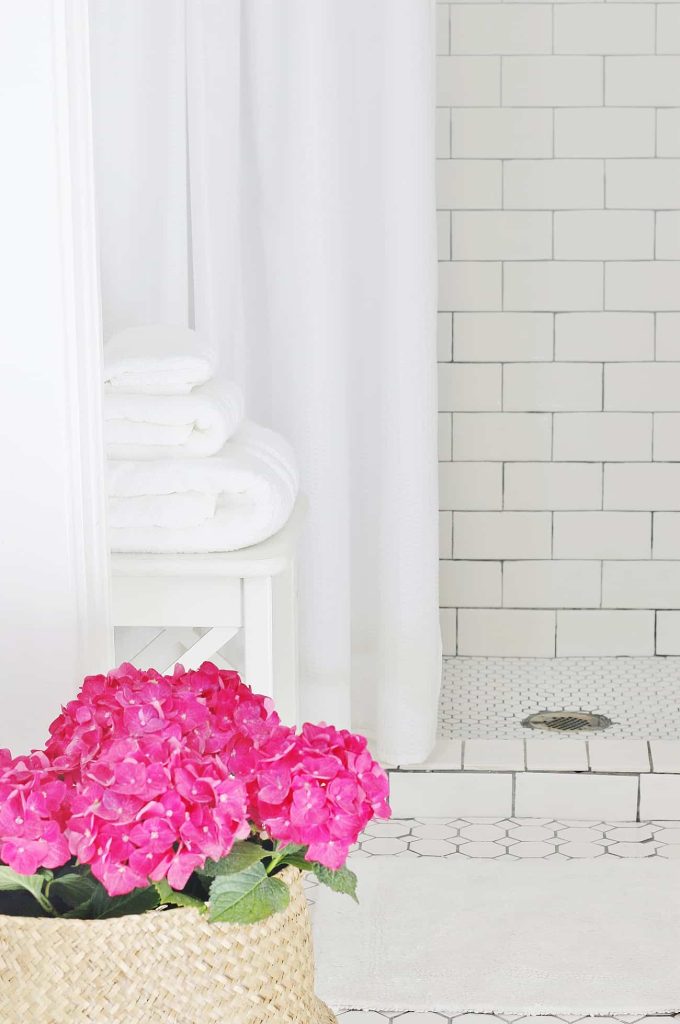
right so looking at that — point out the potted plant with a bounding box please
[0,662,390,1023]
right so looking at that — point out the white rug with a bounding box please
[312,856,680,1015]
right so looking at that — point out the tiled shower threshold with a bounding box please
[389,656,680,820]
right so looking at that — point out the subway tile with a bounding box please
[554,412,652,461]
[453,511,552,559]
[503,56,603,106]
[437,56,500,106]
[454,312,553,362]
[604,464,680,509]
[438,412,452,461]
[602,560,680,606]
[606,363,680,410]
[450,4,552,54]
[439,511,453,559]
[451,412,552,461]
[457,608,556,656]
[439,461,503,510]
[652,513,680,558]
[503,159,604,210]
[588,740,651,773]
[649,739,680,772]
[451,211,551,261]
[436,160,502,210]
[440,608,457,656]
[656,314,680,360]
[557,610,655,655]
[654,413,680,459]
[439,261,502,311]
[639,775,680,820]
[504,363,602,411]
[389,771,513,819]
[555,312,654,361]
[525,739,589,773]
[515,773,638,820]
[606,56,680,105]
[555,109,655,157]
[657,109,680,156]
[553,511,651,558]
[554,211,654,261]
[437,211,451,261]
[504,262,603,312]
[504,463,603,511]
[439,363,502,411]
[504,560,601,608]
[658,4,680,51]
[452,109,553,158]
[606,159,680,208]
[656,212,680,261]
[464,739,525,771]
[440,560,502,607]
[554,4,655,53]
[606,263,680,312]
[436,108,451,159]
[657,612,680,654]
[436,3,450,55]
[400,739,463,772]
[437,312,453,362]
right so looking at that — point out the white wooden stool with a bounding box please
[110,497,306,726]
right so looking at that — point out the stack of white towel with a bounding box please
[104,326,299,553]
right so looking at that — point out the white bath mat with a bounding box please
[312,856,680,1015]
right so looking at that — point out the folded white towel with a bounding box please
[104,380,245,460]
[107,421,299,552]
[104,324,217,395]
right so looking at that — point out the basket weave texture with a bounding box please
[0,866,336,1024]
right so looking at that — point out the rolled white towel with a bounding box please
[104,380,245,460]
[107,421,299,552]
[104,324,217,395]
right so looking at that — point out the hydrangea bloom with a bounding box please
[0,663,390,895]
[0,752,70,876]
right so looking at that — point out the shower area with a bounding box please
[389,0,680,819]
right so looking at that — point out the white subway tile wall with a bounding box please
[436,0,680,656]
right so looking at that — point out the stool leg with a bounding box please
[243,576,274,699]
[272,563,299,727]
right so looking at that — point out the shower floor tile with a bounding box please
[438,656,680,742]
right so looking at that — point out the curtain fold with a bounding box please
[92,0,440,764]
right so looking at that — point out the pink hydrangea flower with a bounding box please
[0,661,390,894]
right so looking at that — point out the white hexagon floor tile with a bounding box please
[438,655,680,741]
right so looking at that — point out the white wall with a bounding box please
[437,0,680,657]
[0,1,111,750]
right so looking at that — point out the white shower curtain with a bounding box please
[90,0,440,765]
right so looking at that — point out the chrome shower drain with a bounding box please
[522,710,612,733]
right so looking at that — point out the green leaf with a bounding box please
[200,841,268,879]
[208,863,289,925]
[273,845,312,872]
[65,884,159,920]
[312,864,358,902]
[48,872,99,910]
[0,865,53,914]
[0,865,45,897]
[154,879,206,912]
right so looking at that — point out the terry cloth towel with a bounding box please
[104,380,245,460]
[107,421,299,552]
[103,324,217,395]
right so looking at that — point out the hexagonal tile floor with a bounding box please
[438,656,680,741]
[327,817,680,1021]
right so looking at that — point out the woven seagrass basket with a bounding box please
[0,866,336,1024]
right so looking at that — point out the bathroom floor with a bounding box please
[438,656,680,741]
[331,815,680,1022]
